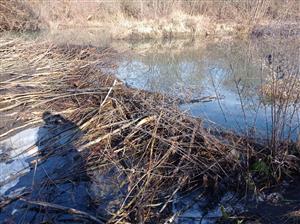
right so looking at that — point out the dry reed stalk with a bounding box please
[20,198,107,224]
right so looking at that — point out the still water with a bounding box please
[116,37,300,140]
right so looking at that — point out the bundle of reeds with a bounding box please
[1,37,299,223]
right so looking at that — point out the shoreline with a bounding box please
[45,20,300,42]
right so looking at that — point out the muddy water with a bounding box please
[116,37,300,141]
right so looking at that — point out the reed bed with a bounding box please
[0,37,299,223]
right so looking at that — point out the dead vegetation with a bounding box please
[0,37,242,222]
[0,1,300,222]
[30,0,299,25]
[2,0,299,39]
[0,0,41,32]
[1,37,299,222]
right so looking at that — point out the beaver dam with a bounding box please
[1,1,300,222]
[0,34,300,224]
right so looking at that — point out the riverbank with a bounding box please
[2,1,300,40]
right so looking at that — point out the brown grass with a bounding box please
[30,0,299,24]
[0,0,41,32]
[2,0,298,39]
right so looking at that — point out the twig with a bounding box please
[20,198,107,224]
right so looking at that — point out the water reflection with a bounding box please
[117,38,300,140]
